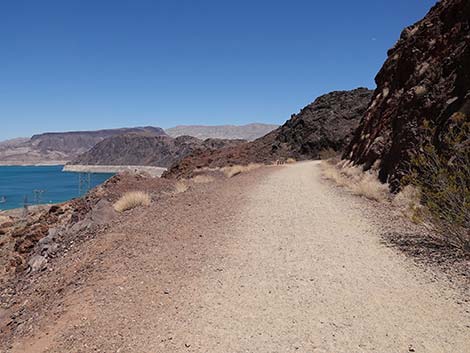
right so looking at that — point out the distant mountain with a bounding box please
[0,127,166,165]
[165,123,278,141]
[0,137,29,149]
[70,134,245,168]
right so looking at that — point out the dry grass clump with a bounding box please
[286,158,297,164]
[173,180,189,194]
[113,191,151,212]
[221,163,261,178]
[191,175,215,184]
[319,148,338,160]
[350,172,390,203]
[392,185,424,222]
[320,160,390,202]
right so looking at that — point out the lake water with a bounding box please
[0,165,113,211]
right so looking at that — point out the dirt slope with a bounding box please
[4,162,469,352]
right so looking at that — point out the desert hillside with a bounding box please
[70,134,245,167]
[164,88,373,178]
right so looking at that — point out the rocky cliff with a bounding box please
[164,88,373,178]
[345,0,470,190]
[70,134,246,168]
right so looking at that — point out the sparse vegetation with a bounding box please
[113,191,151,212]
[286,158,297,164]
[350,172,389,203]
[321,160,389,202]
[405,119,470,252]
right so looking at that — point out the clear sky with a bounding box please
[0,0,436,140]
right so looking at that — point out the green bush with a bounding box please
[407,117,469,252]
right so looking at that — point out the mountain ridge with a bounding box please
[165,123,278,141]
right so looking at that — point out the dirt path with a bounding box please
[8,161,470,352]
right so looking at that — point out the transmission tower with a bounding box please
[78,172,91,195]
[22,195,29,219]
[33,189,46,204]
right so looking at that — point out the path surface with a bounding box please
[10,161,470,352]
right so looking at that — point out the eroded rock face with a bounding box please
[345,0,470,190]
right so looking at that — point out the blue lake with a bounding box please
[0,165,113,211]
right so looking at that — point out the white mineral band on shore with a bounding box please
[62,165,167,177]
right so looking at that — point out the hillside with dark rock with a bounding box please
[345,0,470,190]
[70,134,246,168]
[164,88,373,178]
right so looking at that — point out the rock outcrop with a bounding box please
[345,0,470,190]
[164,88,373,178]
[70,134,246,168]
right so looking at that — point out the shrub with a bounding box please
[286,158,297,164]
[406,119,470,252]
[113,191,151,212]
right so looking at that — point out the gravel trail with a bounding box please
[8,161,469,352]
[166,161,469,352]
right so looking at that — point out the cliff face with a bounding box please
[345,0,470,190]
[70,134,246,168]
[164,88,373,178]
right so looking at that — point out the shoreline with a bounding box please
[0,203,56,217]
[0,162,69,166]
[63,164,167,176]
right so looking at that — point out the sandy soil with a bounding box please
[4,161,469,352]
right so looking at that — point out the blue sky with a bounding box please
[0,0,436,140]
